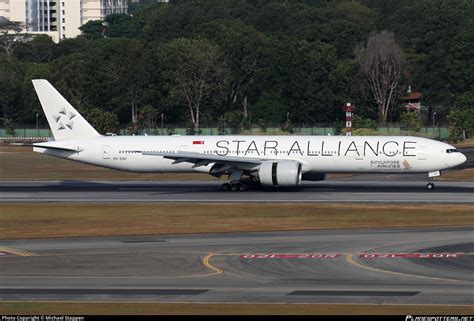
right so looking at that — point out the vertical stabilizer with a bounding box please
[32,79,101,141]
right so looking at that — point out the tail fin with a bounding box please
[32,79,101,141]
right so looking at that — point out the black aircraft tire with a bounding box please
[221,183,231,191]
[230,183,240,191]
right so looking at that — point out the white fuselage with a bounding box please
[34,135,466,176]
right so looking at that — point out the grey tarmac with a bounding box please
[0,227,473,305]
[1,179,474,203]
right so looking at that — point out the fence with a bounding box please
[0,128,52,137]
[119,126,338,136]
[0,126,451,139]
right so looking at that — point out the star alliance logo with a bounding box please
[403,159,412,170]
[53,106,76,131]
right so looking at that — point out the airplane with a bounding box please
[29,79,467,191]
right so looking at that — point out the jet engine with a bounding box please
[258,160,302,187]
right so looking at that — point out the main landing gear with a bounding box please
[221,182,251,192]
[221,171,259,192]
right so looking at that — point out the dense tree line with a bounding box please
[0,0,472,137]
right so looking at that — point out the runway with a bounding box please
[0,227,473,304]
[1,178,474,203]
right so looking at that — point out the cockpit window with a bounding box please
[446,149,459,153]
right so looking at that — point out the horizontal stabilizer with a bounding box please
[32,144,82,152]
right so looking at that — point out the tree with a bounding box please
[13,34,55,63]
[97,39,152,124]
[223,110,244,134]
[0,61,22,130]
[315,2,378,58]
[103,14,143,38]
[448,86,474,139]
[257,38,340,124]
[84,108,119,134]
[400,111,422,132]
[142,0,254,42]
[79,20,107,39]
[138,105,158,133]
[51,52,96,111]
[0,20,28,62]
[352,114,378,130]
[3,0,474,129]
[447,108,474,140]
[80,14,143,39]
[3,117,16,136]
[375,0,474,108]
[21,63,52,124]
[355,31,406,124]
[199,20,266,124]
[251,92,286,127]
[159,38,223,132]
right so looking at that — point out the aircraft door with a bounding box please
[103,145,111,159]
[418,146,426,160]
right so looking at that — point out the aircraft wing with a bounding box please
[141,151,263,171]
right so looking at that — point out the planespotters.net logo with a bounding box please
[406,316,474,321]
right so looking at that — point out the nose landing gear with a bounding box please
[426,171,440,191]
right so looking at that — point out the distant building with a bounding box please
[404,86,423,112]
[0,0,128,43]
[0,0,26,25]
[82,0,128,25]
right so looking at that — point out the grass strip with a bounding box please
[0,203,473,240]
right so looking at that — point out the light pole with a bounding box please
[36,113,39,136]
[161,113,164,135]
[432,112,437,127]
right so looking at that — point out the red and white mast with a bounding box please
[343,103,355,136]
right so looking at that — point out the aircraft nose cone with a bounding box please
[459,152,467,165]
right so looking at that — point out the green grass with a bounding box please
[1,203,473,240]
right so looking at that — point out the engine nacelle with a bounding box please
[259,160,302,187]
[301,172,326,181]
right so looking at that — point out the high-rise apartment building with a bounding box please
[0,0,26,23]
[0,0,128,42]
[27,1,58,33]
[83,0,128,24]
